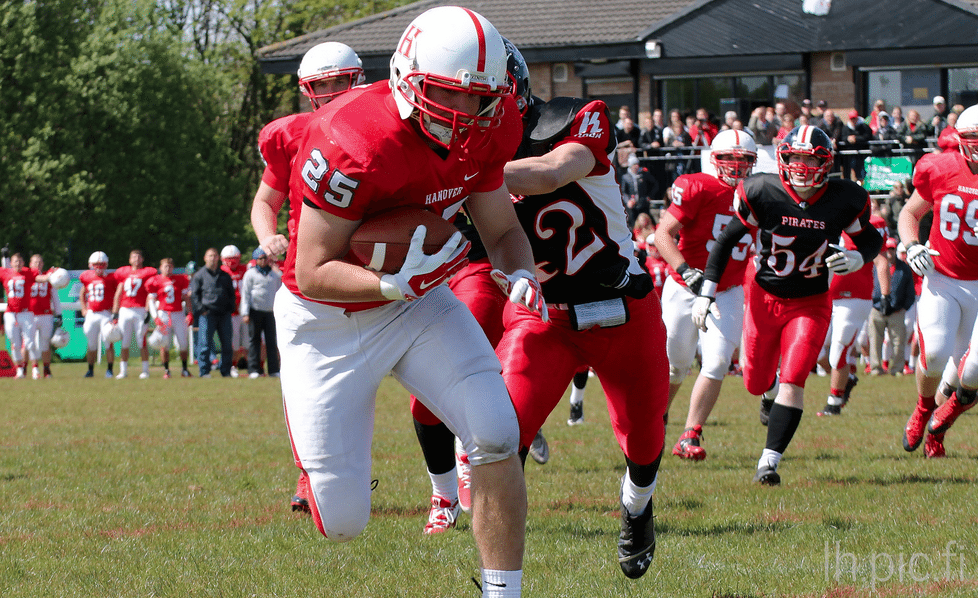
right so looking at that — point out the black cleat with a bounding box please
[817,402,843,417]
[618,499,656,579]
[567,402,584,426]
[759,397,774,426]
[842,375,858,401]
[753,466,781,486]
[528,430,550,464]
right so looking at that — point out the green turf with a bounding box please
[1,362,976,597]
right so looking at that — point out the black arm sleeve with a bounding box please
[850,224,884,266]
[703,218,751,288]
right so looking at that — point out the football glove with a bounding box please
[826,244,864,275]
[691,294,721,332]
[675,262,705,295]
[490,268,549,323]
[53,314,62,328]
[905,242,937,276]
[379,226,470,302]
[599,263,653,299]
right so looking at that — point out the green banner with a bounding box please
[863,156,914,192]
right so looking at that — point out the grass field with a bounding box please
[1,362,976,597]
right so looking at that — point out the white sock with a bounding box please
[570,386,585,406]
[758,448,782,471]
[119,362,128,375]
[16,366,24,376]
[621,469,656,516]
[429,469,458,502]
[481,569,522,598]
[827,395,845,406]
[141,361,149,374]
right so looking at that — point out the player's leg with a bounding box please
[587,293,668,579]
[568,366,588,425]
[398,288,525,583]
[170,313,191,376]
[116,308,135,378]
[411,397,462,532]
[34,314,53,378]
[4,312,26,378]
[82,311,102,377]
[676,285,743,460]
[741,283,784,426]
[133,309,150,378]
[818,299,870,416]
[928,312,978,444]
[660,277,698,408]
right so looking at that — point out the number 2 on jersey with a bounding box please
[301,148,361,209]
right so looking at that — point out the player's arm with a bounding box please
[898,190,930,247]
[250,181,289,258]
[874,253,891,297]
[147,292,159,320]
[702,218,750,290]
[504,142,596,196]
[653,210,685,269]
[111,280,123,317]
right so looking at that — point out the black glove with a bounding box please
[675,262,705,295]
[112,312,119,323]
[600,263,654,299]
[881,295,896,316]
[144,312,152,325]
[53,315,63,328]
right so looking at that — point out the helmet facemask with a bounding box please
[711,151,757,187]
[400,72,505,151]
[300,69,363,109]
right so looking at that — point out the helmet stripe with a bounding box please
[460,7,487,72]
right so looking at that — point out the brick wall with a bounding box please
[810,52,856,115]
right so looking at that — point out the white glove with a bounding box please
[490,268,549,323]
[905,242,937,277]
[379,226,470,301]
[825,244,864,274]
[691,295,720,332]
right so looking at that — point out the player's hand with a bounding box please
[112,312,119,323]
[878,295,893,316]
[599,263,653,299]
[905,242,937,276]
[490,268,549,323]
[53,315,62,328]
[691,295,720,332]
[260,234,289,259]
[676,263,704,295]
[379,226,470,302]
[826,244,864,274]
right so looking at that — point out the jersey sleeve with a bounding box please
[911,153,939,204]
[258,116,294,192]
[552,100,614,175]
[666,175,700,227]
[733,179,761,229]
[470,96,523,193]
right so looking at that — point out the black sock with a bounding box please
[573,370,588,389]
[87,364,94,373]
[182,359,188,370]
[766,403,804,454]
[162,361,169,370]
[413,419,456,475]
[625,448,663,488]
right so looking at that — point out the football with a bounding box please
[349,207,464,273]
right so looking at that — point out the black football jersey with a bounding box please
[735,174,872,299]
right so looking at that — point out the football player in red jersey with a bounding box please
[146,258,191,378]
[1,253,52,379]
[281,9,544,596]
[899,104,978,457]
[694,125,882,485]
[655,129,756,461]
[497,75,667,579]
[814,202,890,416]
[220,245,249,376]
[25,254,64,379]
[249,41,364,515]
[111,249,157,378]
[79,251,119,378]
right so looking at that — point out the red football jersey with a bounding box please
[667,172,751,292]
[645,255,670,297]
[221,263,248,315]
[258,112,317,193]
[283,81,522,311]
[829,214,887,300]
[79,270,119,312]
[113,266,157,309]
[913,151,978,280]
[146,274,190,312]
[27,267,55,315]
[0,267,36,313]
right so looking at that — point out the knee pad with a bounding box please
[669,364,691,386]
[457,371,519,467]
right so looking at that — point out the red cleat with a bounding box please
[422,495,460,535]
[928,393,976,435]
[903,403,934,452]
[291,470,311,514]
[672,425,706,461]
[924,432,946,458]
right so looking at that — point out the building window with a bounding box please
[660,74,806,121]
[948,67,978,109]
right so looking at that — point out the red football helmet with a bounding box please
[956,104,978,164]
[390,7,509,151]
[777,125,834,189]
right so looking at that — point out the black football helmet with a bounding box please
[502,37,531,116]
[777,125,834,189]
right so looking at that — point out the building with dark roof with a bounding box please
[258,0,978,123]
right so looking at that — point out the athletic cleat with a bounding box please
[423,495,460,535]
[902,364,914,376]
[817,402,844,416]
[15,368,25,379]
[842,375,858,401]
[753,465,781,486]
[32,366,40,380]
[528,430,550,465]
[672,425,706,460]
[924,432,946,458]
[618,498,656,579]
[181,369,192,378]
[84,370,94,378]
[903,403,934,452]
[230,366,239,378]
[568,402,584,426]
[291,470,311,513]
[116,371,127,379]
[759,397,774,426]
[927,393,976,435]
[105,370,114,379]
[249,372,261,379]
[139,372,150,379]
[163,370,171,379]
[454,437,472,513]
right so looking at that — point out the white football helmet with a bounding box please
[89,251,109,274]
[297,42,364,109]
[101,321,123,344]
[389,6,509,150]
[221,245,241,269]
[50,328,70,349]
[147,327,169,350]
[956,104,978,164]
[710,129,758,187]
[48,267,70,289]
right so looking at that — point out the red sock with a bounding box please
[918,394,937,411]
